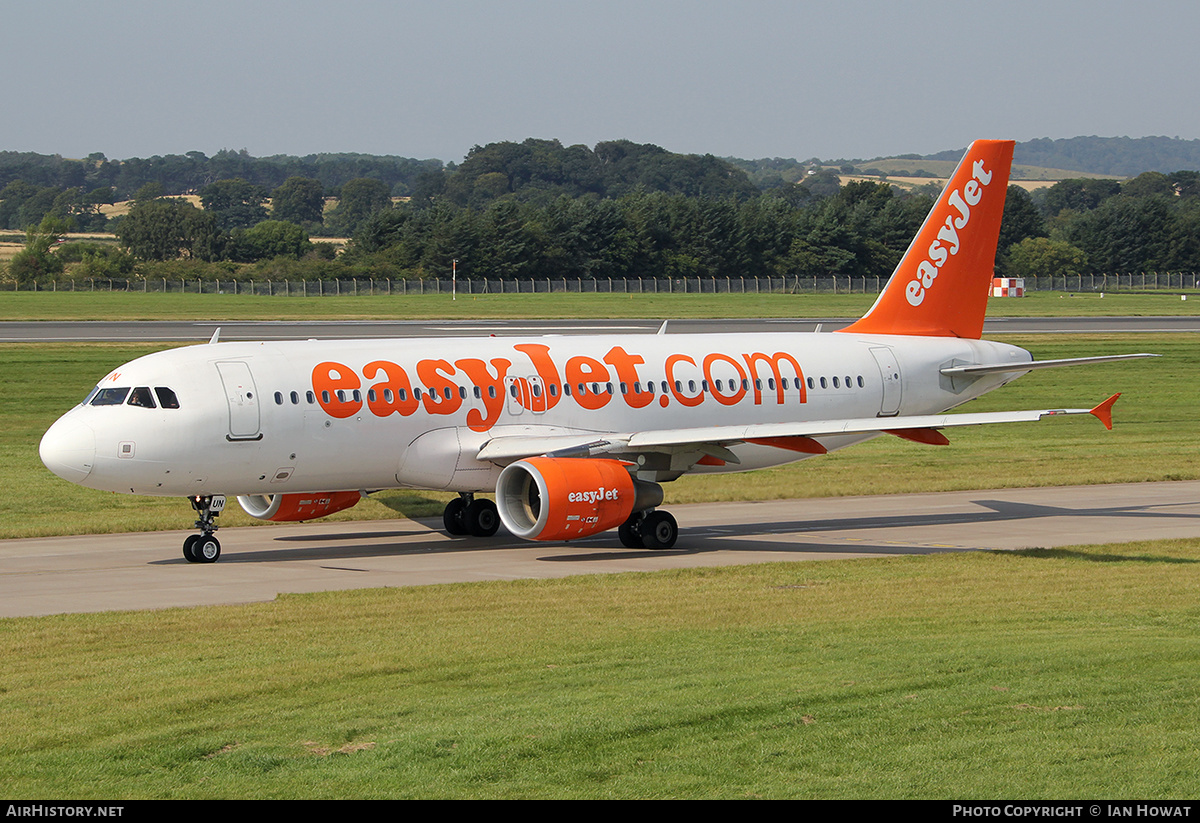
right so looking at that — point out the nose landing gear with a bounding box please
[183,495,225,563]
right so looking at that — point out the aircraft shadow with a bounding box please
[170,495,1200,566]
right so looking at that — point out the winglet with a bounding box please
[1089,393,1120,430]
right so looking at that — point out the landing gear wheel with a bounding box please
[639,511,678,550]
[193,534,221,563]
[443,497,469,535]
[464,498,500,537]
[183,534,201,563]
[618,514,643,549]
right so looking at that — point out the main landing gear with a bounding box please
[183,494,225,563]
[443,493,501,537]
[618,509,679,550]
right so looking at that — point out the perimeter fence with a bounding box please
[8,273,1200,295]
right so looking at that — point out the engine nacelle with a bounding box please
[237,491,364,522]
[496,457,663,541]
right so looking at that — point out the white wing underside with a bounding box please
[476,404,1106,464]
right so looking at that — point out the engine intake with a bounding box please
[237,491,364,522]
[496,457,663,541]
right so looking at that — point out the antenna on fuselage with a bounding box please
[657,321,668,335]
[209,328,221,344]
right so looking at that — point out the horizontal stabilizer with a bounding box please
[941,354,1158,376]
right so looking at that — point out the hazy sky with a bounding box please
[5,0,1198,164]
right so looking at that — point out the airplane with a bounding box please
[39,139,1155,563]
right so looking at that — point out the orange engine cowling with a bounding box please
[495,457,663,541]
[237,491,364,522]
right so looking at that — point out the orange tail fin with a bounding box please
[838,139,1014,339]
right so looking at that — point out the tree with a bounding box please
[328,178,391,236]
[116,198,224,261]
[997,185,1047,255]
[1042,178,1121,216]
[200,178,269,230]
[1004,237,1088,279]
[228,220,312,262]
[270,177,325,227]
[8,214,70,285]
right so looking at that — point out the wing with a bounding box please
[476,394,1121,465]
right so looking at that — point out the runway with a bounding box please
[2,315,1199,342]
[3,481,1198,617]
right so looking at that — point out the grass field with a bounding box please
[1,542,1197,798]
[2,288,1200,321]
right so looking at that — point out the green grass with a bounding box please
[1,543,1197,798]
[3,334,1194,538]
[3,288,1200,320]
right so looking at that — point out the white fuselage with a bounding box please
[39,330,1030,499]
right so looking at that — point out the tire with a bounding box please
[183,534,201,563]
[194,534,221,563]
[618,516,642,549]
[465,498,500,537]
[443,497,469,535]
[639,511,678,550]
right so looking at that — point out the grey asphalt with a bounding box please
[2,316,1200,342]
[2,481,1197,617]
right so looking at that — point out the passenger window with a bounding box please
[273,392,283,405]
[290,391,299,405]
[154,387,180,409]
[857,376,865,388]
[91,387,130,406]
[128,387,157,408]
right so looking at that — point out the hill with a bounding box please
[927,136,1200,178]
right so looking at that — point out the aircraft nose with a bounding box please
[40,417,96,484]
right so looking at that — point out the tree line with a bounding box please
[5,138,1200,286]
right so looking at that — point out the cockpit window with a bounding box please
[90,387,130,406]
[128,387,157,408]
[81,386,100,406]
[155,387,180,409]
